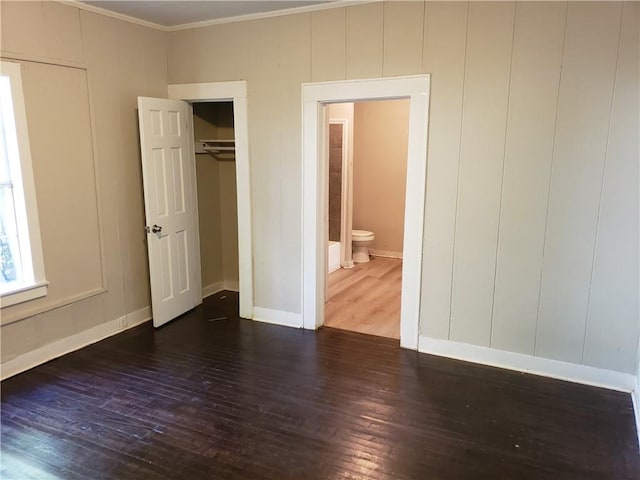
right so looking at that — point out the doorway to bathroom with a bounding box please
[301,75,430,350]
[324,99,409,340]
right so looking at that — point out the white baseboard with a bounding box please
[0,306,151,381]
[252,307,302,328]
[202,281,225,299]
[418,336,636,393]
[633,382,640,449]
[202,280,239,299]
[370,249,403,259]
[224,280,239,292]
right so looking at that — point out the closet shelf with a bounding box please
[196,139,235,160]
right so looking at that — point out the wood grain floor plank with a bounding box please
[325,257,402,338]
[1,291,638,479]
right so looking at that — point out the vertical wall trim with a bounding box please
[343,7,347,76]
[489,3,518,348]
[83,67,109,292]
[447,1,470,341]
[381,2,386,74]
[533,2,569,356]
[419,1,426,71]
[581,5,625,363]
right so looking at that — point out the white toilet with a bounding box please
[352,230,375,263]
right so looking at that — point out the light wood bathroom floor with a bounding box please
[324,256,402,339]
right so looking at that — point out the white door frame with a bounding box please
[302,75,430,349]
[168,81,253,320]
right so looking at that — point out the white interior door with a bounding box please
[138,97,200,327]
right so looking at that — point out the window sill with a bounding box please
[0,281,48,308]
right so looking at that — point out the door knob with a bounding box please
[146,224,163,234]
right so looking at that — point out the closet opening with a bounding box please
[192,102,239,300]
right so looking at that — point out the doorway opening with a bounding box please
[302,75,430,349]
[324,99,410,340]
[192,101,239,301]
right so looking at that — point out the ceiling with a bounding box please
[81,1,334,28]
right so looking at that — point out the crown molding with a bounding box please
[58,1,167,30]
[58,1,378,33]
[164,1,377,32]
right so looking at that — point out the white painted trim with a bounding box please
[59,0,165,30]
[185,104,203,307]
[370,249,403,259]
[252,307,302,329]
[0,306,151,380]
[165,1,378,31]
[0,61,48,307]
[633,384,640,449]
[302,75,430,351]
[636,336,640,448]
[59,0,379,32]
[168,81,254,321]
[0,282,48,308]
[419,336,636,393]
[1,287,106,326]
[125,306,152,328]
[0,52,87,71]
[202,281,225,299]
[168,82,246,102]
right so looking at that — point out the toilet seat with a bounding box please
[352,230,374,241]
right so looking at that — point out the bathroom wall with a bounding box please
[0,1,168,364]
[352,99,409,257]
[168,1,639,376]
[326,102,355,264]
[192,102,239,293]
[328,123,343,242]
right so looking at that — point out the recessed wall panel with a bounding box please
[491,2,566,355]
[583,2,639,373]
[150,110,163,136]
[536,2,622,363]
[152,148,168,217]
[168,110,181,136]
[382,1,424,76]
[171,147,185,214]
[176,229,189,294]
[420,1,468,340]
[450,2,516,347]
[311,8,346,82]
[346,2,383,79]
[159,235,173,301]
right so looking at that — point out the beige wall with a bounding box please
[0,1,167,363]
[0,1,637,378]
[192,103,239,291]
[353,99,409,255]
[168,1,638,375]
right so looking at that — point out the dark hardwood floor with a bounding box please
[1,292,638,479]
